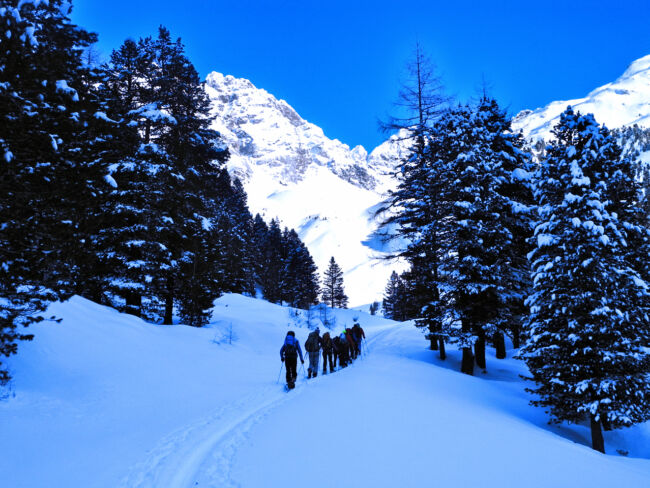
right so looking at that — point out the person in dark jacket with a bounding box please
[280,331,304,389]
[321,332,334,374]
[345,327,356,360]
[332,335,340,369]
[352,321,365,356]
[337,330,350,368]
[304,327,323,378]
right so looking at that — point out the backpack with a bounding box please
[284,335,298,357]
[305,331,319,352]
[322,334,332,351]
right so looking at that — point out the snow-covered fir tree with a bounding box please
[476,98,535,353]
[438,99,533,373]
[100,28,232,325]
[0,0,111,383]
[521,107,650,453]
[385,98,533,372]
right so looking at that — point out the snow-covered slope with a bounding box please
[513,54,650,140]
[2,296,649,487]
[205,73,405,306]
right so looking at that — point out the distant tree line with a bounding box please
[380,46,650,453]
[0,1,324,384]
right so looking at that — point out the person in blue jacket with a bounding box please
[280,331,304,389]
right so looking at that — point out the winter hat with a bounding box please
[315,327,320,333]
[287,331,295,337]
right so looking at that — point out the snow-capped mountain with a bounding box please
[512,54,650,140]
[204,72,406,306]
[204,54,650,305]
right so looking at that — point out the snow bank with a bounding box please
[1,295,648,487]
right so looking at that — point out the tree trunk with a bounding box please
[163,276,174,325]
[494,329,506,359]
[438,336,446,360]
[125,291,141,317]
[590,415,605,453]
[512,325,521,349]
[429,334,439,350]
[461,347,474,375]
[602,417,612,432]
[475,328,486,370]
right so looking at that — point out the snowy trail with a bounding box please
[5,295,650,487]
[120,385,287,488]
[201,325,650,488]
[120,326,394,488]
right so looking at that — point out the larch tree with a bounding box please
[378,43,450,356]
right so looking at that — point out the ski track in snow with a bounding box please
[120,329,387,488]
[120,386,289,488]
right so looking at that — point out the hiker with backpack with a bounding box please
[280,331,304,390]
[337,330,350,368]
[344,327,356,360]
[321,331,334,374]
[304,327,323,378]
[352,321,365,357]
[332,335,340,369]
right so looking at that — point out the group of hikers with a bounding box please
[279,320,366,390]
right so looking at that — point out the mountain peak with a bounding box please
[206,71,258,93]
[513,54,650,140]
[204,70,405,305]
[619,54,650,81]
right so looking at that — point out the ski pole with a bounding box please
[276,362,284,384]
[299,361,306,379]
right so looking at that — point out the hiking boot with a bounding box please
[313,372,317,378]
[308,370,312,379]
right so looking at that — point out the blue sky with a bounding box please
[72,0,650,150]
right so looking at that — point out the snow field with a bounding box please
[245,164,407,306]
[1,294,649,487]
[205,70,405,307]
[513,54,650,140]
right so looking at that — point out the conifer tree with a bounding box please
[260,219,284,303]
[522,107,650,453]
[251,213,270,292]
[379,44,450,354]
[397,99,531,372]
[0,0,108,383]
[322,257,348,309]
[476,98,535,354]
[281,229,320,309]
[102,27,229,323]
[383,271,403,320]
